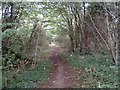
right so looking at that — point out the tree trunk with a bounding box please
[116,2,120,65]
[68,19,74,53]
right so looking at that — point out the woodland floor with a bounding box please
[2,44,118,88]
[36,45,79,88]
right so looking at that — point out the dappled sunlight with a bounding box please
[49,42,59,47]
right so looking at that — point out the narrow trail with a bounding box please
[36,46,79,88]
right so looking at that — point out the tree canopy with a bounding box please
[1,1,119,89]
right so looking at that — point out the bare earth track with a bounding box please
[36,46,79,88]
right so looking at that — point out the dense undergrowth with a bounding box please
[2,60,52,88]
[65,52,119,88]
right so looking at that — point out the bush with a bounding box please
[2,60,52,88]
[2,29,23,69]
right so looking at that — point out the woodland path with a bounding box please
[36,45,79,88]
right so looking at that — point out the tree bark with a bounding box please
[116,2,120,65]
[68,18,74,53]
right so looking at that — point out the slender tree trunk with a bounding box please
[105,3,118,65]
[68,19,74,53]
[10,2,13,22]
[116,2,120,65]
[71,5,81,52]
[105,7,116,64]
[31,32,39,68]
[117,18,120,65]
[78,11,86,52]
[74,12,79,48]
[77,13,83,52]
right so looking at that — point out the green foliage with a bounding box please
[88,2,105,15]
[1,23,18,29]
[66,53,119,88]
[2,29,18,38]
[2,60,52,88]
[2,29,23,69]
[2,2,119,89]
